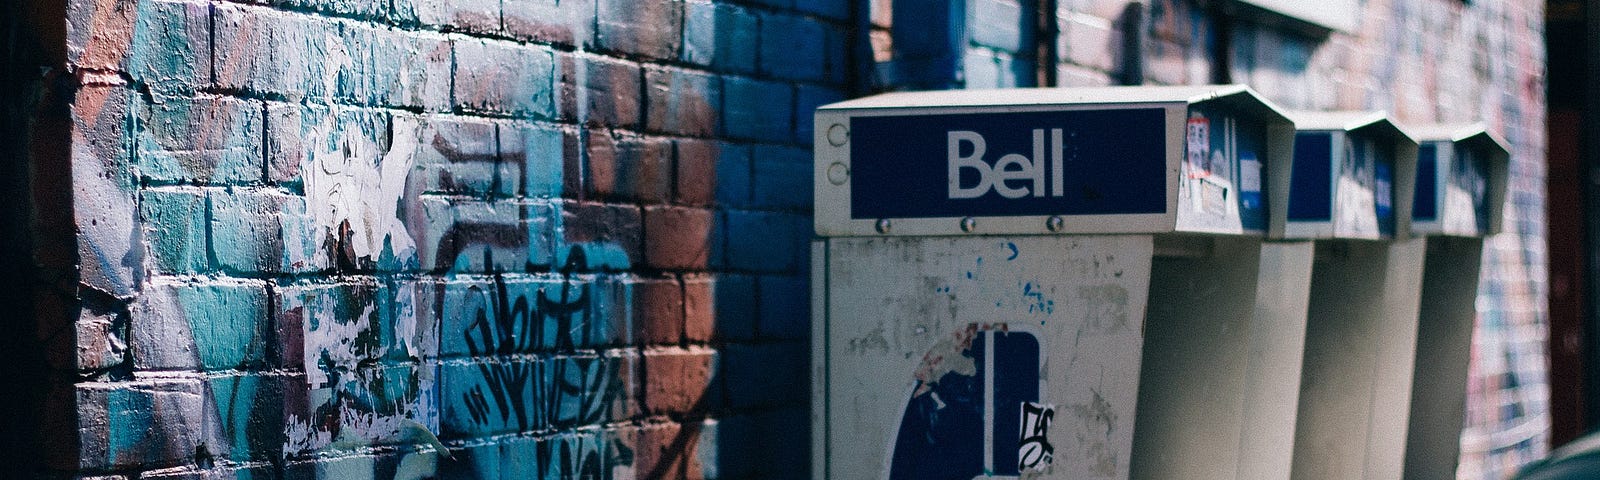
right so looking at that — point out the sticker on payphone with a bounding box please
[888,325,1048,479]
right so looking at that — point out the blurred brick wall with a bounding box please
[21,0,851,477]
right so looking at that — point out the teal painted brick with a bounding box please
[131,280,270,370]
[757,275,808,340]
[395,115,505,197]
[440,359,542,438]
[393,0,501,32]
[500,123,565,198]
[337,26,454,109]
[682,2,759,74]
[722,77,792,143]
[209,189,287,275]
[545,354,632,428]
[213,6,338,100]
[454,39,558,119]
[129,0,210,93]
[504,0,598,46]
[712,274,757,341]
[558,53,643,127]
[445,200,556,272]
[597,0,683,60]
[262,0,386,20]
[714,143,753,207]
[264,103,389,187]
[141,188,208,274]
[73,86,143,298]
[77,380,204,470]
[436,440,503,479]
[136,95,264,185]
[759,13,827,82]
[795,0,850,21]
[204,374,287,461]
[750,145,810,210]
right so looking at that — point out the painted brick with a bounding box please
[642,347,720,415]
[336,26,453,110]
[75,303,129,373]
[559,201,642,271]
[264,103,388,187]
[682,2,759,73]
[545,354,636,427]
[454,39,557,119]
[644,205,715,270]
[722,343,805,410]
[74,86,142,298]
[674,139,718,206]
[725,210,805,272]
[758,275,809,340]
[260,0,386,20]
[596,0,683,60]
[503,0,598,46]
[444,200,556,272]
[393,0,501,33]
[585,131,672,203]
[131,279,270,371]
[202,374,289,461]
[750,145,811,210]
[795,85,846,144]
[128,0,211,92]
[619,422,689,479]
[137,95,264,185]
[499,122,566,198]
[646,66,722,137]
[633,276,683,345]
[722,77,793,143]
[970,0,1029,53]
[141,188,208,274]
[796,0,850,21]
[213,6,338,100]
[714,143,753,207]
[1060,12,1119,72]
[559,53,643,128]
[718,274,758,342]
[394,115,504,197]
[759,14,827,82]
[208,189,289,275]
[77,379,204,470]
[440,358,543,438]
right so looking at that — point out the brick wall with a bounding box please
[17,0,853,477]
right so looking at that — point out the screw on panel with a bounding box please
[827,162,850,185]
[827,123,850,146]
[1047,216,1065,232]
[875,219,892,234]
[960,217,977,233]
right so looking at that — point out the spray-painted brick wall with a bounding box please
[16,0,852,477]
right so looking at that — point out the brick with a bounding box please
[561,128,586,198]
[141,188,208,274]
[682,2,759,73]
[597,0,683,59]
[795,85,846,144]
[131,279,270,370]
[759,14,827,82]
[796,0,850,20]
[137,95,264,185]
[1061,12,1118,72]
[722,77,793,143]
[265,103,388,186]
[454,39,557,119]
[442,200,556,272]
[504,0,598,46]
[75,302,128,373]
[722,343,805,410]
[559,201,642,271]
[545,354,635,427]
[209,189,289,275]
[129,1,211,91]
[645,66,722,137]
[499,123,566,198]
[970,0,1029,53]
[585,131,672,202]
[714,143,753,206]
[713,274,757,341]
[681,274,714,343]
[633,276,683,345]
[674,139,717,206]
[336,27,453,109]
[750,145,812,210]
[213,7,338,100]
[394,115,503,197]
[73,86,142,298]
[202,374,289,461]
[725,210,806,272]
[619,422,688,479]
[393,0,500,33]
[440,358,543,438]
[77,380,204,470]
[644,206,715,270]
[642,347,720,415]
[758,275,809,340]
[262,0,386,20]
[559,53,643,128]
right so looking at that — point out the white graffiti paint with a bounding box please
[302,115,420,263]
